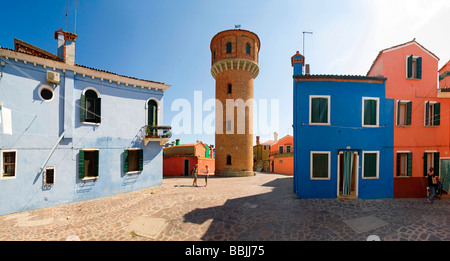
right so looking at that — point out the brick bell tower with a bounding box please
[210,29,260,177]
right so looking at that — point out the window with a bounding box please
[44,167,55,185]
[397,100,412,126]
[286,145,291,153]
[39,86,54,101]
[226,42,232,53]
[279,146,284,154]
[362,97,379,127]
[80,89,101,124]
[124,149,143,173]
[2,150,16,178]
[396,152,412,177]
[310,96,330,125]
[279,160,283,164]
[425,101,440,126]
[246,43,251,54]
[263,145,267,151]
[423,152,439,177]
[407,55,422,79]
[228,84,232,94]
[78,150,99,180]
[363,151,379,179]
[311,151,330,179]
[226,155,232,165]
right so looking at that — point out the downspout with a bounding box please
[38,131,65,175]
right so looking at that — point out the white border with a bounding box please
[38,85,55,102]
[310,151,331,180]
[1,149,17,179]
[424,101,438,127]
[309,95,330,125]
[396,100,412,126]
[44,166,55,185]
[146,97,161,126]
[362,97,379,127]
[362,151,379,179]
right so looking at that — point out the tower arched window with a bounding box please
[226,155,232,165]
[246,43,251,54]
[80,89,101,124]
[228,84,232,94]
[226,42,232,53]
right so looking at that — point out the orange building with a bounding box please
[367,39,450,197]
[163,140,215,176]
[269,135,294,175]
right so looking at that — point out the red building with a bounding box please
[163,140,215,176]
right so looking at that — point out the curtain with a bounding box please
[342,151,354,196]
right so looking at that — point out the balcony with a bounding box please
[143,125,172,146]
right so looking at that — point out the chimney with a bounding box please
[55,29,77,65]
[274,132,278,142]
[175,139,180,146]
[291,51,305,76]
[256,136,260,145]
[305,64,310,75]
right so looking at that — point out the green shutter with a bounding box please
[434,152,440,177]
[313,153,328,178]
[311,98,328,123]
[78,150,85,179]
[364,153,377,178]
[434,102,440,126]
[423,152,428,176]
[94,150,99,177]
[425,102,430,126]
[397,101,400,126]
[407,152,412,177]
[396,153,401,176]
[123,150,129,173]
[406,101,412,125]
[364,100,376,125]
[80,94,86,122]
[95,97,101,123]
[407,55,413,78]
[320,98,328,123]
[417,57,422,79]
[138,149,144,171]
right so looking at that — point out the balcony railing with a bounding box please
[143,125,172,145]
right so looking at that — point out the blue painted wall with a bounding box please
[0,56,166,215]
[293,67,394,199]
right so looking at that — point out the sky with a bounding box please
[1,0,450,146]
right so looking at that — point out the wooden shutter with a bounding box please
[94,150,99,177]
[138,149,144,171]
[406,101,412,125]
[417,57,422,79]
[95,97,101,123]
[396,153,401,176]
[434,152,440,177]
[407,152,412,177]
[425,102,429,126]
[434,103,440,126]
[80,94,86,122]
[423,152,428,176]
[123,150,129,173]
[407,55,413,78]
[78,150,85,179]
[396,101,400,126]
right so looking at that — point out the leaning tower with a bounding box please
[210,29,260,177]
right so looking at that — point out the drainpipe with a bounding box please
[38,131,65,175]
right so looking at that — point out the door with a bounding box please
[440,159,450,193]
[148,100,158,136]
[338,151,358,197]
[184,159,190,176]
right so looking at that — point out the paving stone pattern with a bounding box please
[0,173,449,241]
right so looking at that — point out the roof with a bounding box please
[367,39,439,76]
[1,38,169,89]
[439,60,450,73]
[294,74,386,82]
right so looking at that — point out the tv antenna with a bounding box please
[302,31,313,57]
[235,25,241,29]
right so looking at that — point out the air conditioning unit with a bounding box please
[47,70,60,84]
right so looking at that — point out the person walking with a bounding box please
[191,164,199,187]
[204,165,209,187]
[427,167,437,204]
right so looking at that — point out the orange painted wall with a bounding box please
[163,156,215,176]
[270,135,294,175]
[272,156,294,175]
[368,41,450,196]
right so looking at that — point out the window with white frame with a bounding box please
[425,101,440,126]
[309,95,330,125]
[423,152,439,177]
[362,151,379,179]
[311,151,330,179]
[279,146,284,154]
[286,145,291,153]
[396,152,412,177]
[362,97,379,127]
[2,150,17,178]
[407,55,422,79]
[124,149,143,174]
[397,100,412,126]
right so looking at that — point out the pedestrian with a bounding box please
[204,165,209,187]
[427,167,437,204]
[191,164,198,187]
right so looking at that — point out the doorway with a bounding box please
[184,159,190,176]
[440,159,450,193]
[337,151,359,198]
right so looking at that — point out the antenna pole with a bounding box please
[65,0,69,31]
[302,31,313,57]
[74,0,78,34]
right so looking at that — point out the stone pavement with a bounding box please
[0,173,449,241]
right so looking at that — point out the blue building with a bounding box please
[292,52,394,199]
[0,30,171,215]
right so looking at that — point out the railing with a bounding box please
[143,125,172,145]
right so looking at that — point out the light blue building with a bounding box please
[292,52,394,199]
[0,30,171,215]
